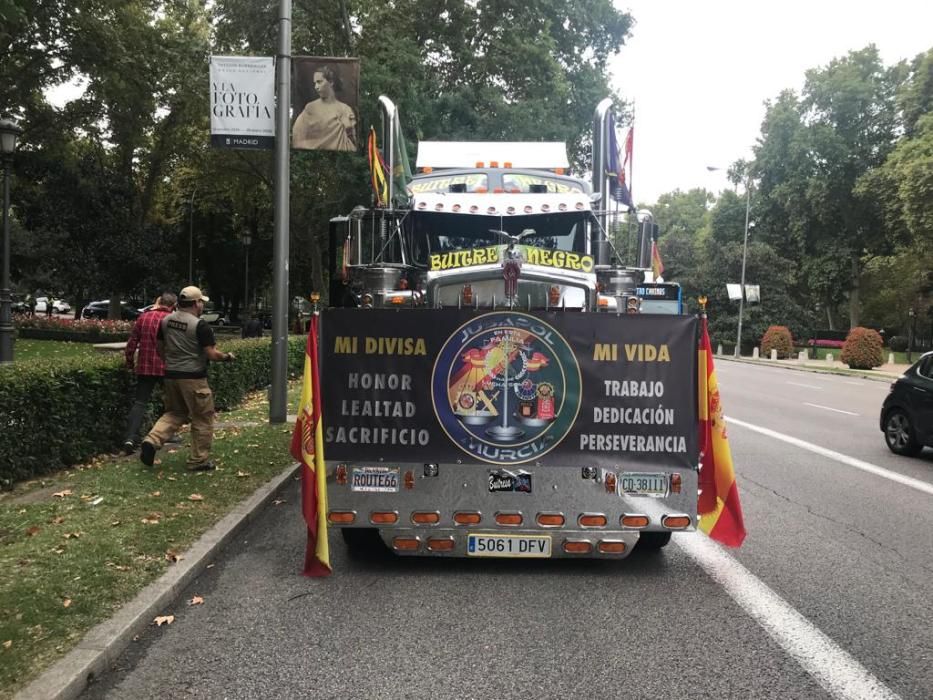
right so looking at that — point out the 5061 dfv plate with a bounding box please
[467,534,551,558]
[350,466,400,493]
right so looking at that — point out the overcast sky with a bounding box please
[610,0,933,204]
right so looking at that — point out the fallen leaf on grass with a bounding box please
[236,471,250,478]
[188,494,204,502]
[167,476,177,481]
[52,490,72,498]
[153,615,174,626]
[63,598,72,608]
[111,521,121,527]
[273,499,286,505]
[141,513,162,525]
[150,491,161,497]
[2,640,11,649]
[25,526,41,537]
[189,596,204,606]
[63,532,82,539]
[165,549,184,563]
[50,516,65,524]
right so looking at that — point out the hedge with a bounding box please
[0,336,306,488]
[17,328,130,343]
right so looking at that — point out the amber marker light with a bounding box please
[604,472,617,493]
[598,540,626,554]
[495,513,523,526]
[393,537,420,551]
[412,512,439,525]
[537,513,565,527]
[562,540,593,554]
[503,161,512,168]
[475,161,484,168]
[621,515,649,528]
[490,160,499,168]
[427,537,456,552]
[454,512,482,525]
[335,464,348,485]
[670,473,682,494]
[370,511,399,524]
[388,296,407,305]
[328,511,356,524]
[404,470,415,490]
[663,515,691,529]
[579,514,608,528]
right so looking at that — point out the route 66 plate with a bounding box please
[466,534,551,558]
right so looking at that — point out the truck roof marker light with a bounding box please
[621,515,650,528]
[490,160,499,168]
[335,464,348,485]
[504,161,512,168]
[328,511,356,524]
[454,511,481,525]
[575,201,585,210]
[508,187,521,193]
[558,202,568,211]
[370,511,399,524]
[435,202,444,211]
[427,537,456,552]
[417,201,427,209]
[540,203,550,212]
[495,512,523,526]
[389,295,407,305]
[452,204,461,212]
[562,539,592,554]
[412,511,440,525]
[604,472,617,493]
[598,540,626,554]
[475,161,484,168]
[579,514,608,528]
[537,513,565,527]
[421,166,433,174]
[393,537,421,551]
[554,167,565,175]
[662,515,691,529]
[487,206,497,214]
[524,205,533,214]
[493,187,504,193]
[474,186,488,193]
[469,205,479,213]
[670,473,682,494]
[598,297,611,309]
[506,206,516,215]
[404,470,415,489]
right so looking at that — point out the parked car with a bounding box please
[201,304,229,326]
[81,300,141,321]
[35,297,71,314]
[880,351,933,456]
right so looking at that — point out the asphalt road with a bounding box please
[83,361,933,700]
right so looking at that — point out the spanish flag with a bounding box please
[289,313,331,576]
[697,315,746,546]
[367,126,389,207]
[651,239,664,279]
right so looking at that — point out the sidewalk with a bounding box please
[717,353,910,382]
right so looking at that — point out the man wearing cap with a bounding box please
[139,286,234,471]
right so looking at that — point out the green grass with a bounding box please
[0,381,302,697]
[13,339,101,363]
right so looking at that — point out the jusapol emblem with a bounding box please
[432,313,581,465]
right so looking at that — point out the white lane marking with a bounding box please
[843,381,864,386]
[678,535,900,700]
[803,402,859,416]
[726,416,933,496]
[788,381,823,389]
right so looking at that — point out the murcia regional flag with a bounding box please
[290,314,332,576]
[697,315,746,547]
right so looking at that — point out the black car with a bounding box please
[81,300,141,321]
[880,351,933,456]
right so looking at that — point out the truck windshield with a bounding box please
[407,212,588,267]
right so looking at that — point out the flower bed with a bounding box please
[15,317,134,342]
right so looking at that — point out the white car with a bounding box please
[35,297,71,314]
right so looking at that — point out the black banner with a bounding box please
[320,309,698,468]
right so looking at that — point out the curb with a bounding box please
[716,356,904,383]
[14,462,302,700]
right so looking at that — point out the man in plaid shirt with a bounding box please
[122,292,176,453]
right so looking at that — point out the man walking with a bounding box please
[140,286,234,471]
[122,292,176,453]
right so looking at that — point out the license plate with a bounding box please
[620,472,668,496]
[467,534,551,558]
[350,467,399,493]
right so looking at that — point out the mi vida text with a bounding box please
[333,336,427,355]
[593,343,671,362]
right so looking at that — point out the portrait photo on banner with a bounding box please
[291,57,360,152]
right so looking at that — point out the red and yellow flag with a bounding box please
[289,314,331,576]
[367,126,389,207]
[651,239,664,279]
[697,315,746,547]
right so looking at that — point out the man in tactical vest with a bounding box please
[140,286,234,471]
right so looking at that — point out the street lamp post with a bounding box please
[188,186,197,284]
[0,117,23,365]
[735,180,752,358]
[241,230,252,317]
[907,307,915,363]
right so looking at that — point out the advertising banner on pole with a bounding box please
[209,56,275,150]
[319,309,698,468]
[291,57,360,152]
